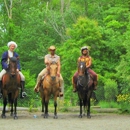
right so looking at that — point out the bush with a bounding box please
[104,79,118,101]
[117,93,130,113]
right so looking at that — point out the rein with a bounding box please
[44,76,60,85]
[77,61,90,89]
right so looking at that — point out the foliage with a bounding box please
[59,16,102,96]
[104,79,118,101]
[117,93,130,113]
[0,0,130,112]
[98,101,119,108]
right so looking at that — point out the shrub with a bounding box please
[117,93,130,113]
[104,79,118,101]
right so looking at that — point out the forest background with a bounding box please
[0,0,130,113]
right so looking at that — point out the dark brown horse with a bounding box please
[40,61,60,119]
[1,57,21,119]
[77,61,94,118]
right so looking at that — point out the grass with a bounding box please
[97,101,119,108]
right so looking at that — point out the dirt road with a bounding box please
[0,110,130,130]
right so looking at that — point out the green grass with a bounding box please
[98,101,119,108]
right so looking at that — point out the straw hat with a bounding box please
[48,45,56,51]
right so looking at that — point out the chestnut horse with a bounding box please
[77,61,94,118]
[1,57,21,119]
[40,61,60,119]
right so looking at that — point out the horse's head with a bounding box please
[8,57,17,76]
[48,61,58,80]
[78,61,86,77]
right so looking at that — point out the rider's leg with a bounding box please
[0,69,7,98]
[19,71,27,98]
[88,69,98,90]
[0,81,2,98]
[72,71,78,92]
[34,68,47,92]
[59,74,64,97]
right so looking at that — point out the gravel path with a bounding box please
[0,110,130,130]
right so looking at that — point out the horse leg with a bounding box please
[41,98,45,116]
[54,100,58,119]
[87,98,91,118]
[13,98,18,119]
[1,97,7,118]
[87,92,92,118]
[10,101,13,116]
[8,93,14,116]
[79,99,83,118]
[44,100,49,118]
[83,98,87,116]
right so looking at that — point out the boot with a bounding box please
[20,81,27,98]
[57,87,63,97]
[0,81,2,99]
[73,83,77,93]
[34,79,43,93]
[34,83,39,93]
[93,81,97,90]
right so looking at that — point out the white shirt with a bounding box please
[8,50,13,57]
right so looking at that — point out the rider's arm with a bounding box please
[57,58,61,74]
[44,55,50,65]
[1,51,8,70]
[86,56,92,68]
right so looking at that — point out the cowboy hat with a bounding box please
[48,45,56,50]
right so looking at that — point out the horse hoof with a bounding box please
[14,116,18,119]
[78,115,82,118]
[87,115,91,119]
[1,115,6,118]
[44,115,48,118]
[54,115,58,119]
[10,113,13,116]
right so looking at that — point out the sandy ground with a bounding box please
[0,110,130,130]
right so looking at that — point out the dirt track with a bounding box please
[0,110,130,130]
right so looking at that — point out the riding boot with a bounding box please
[59,87,63,97]
[93,81,97,90]
[0,81,2,98]
[20,81,27,98]
[73,83,77,93]
[34,82,39,93]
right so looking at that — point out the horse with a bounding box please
[39,61,60,119]
[1,57,21,119]
[76,61,94,118]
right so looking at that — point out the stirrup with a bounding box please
[73,89,77,93]
[57,92,63,97]
[34,87,39,93]
[93,86,97,90]
[22,92,27,98]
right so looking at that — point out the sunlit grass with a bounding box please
[98,101,119,108]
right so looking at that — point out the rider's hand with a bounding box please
[57,72,60,77]
[16,69,19,72]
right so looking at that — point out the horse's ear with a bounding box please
[10,57,17,62]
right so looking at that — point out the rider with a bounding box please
[0,41,27,98]
[72,46,98,92]
[34,45,64,97]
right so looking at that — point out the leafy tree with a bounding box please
[59,16,102,100]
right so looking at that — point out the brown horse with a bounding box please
[1,57,21,119]
[76,61,94,118]
[40,61,60,119]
